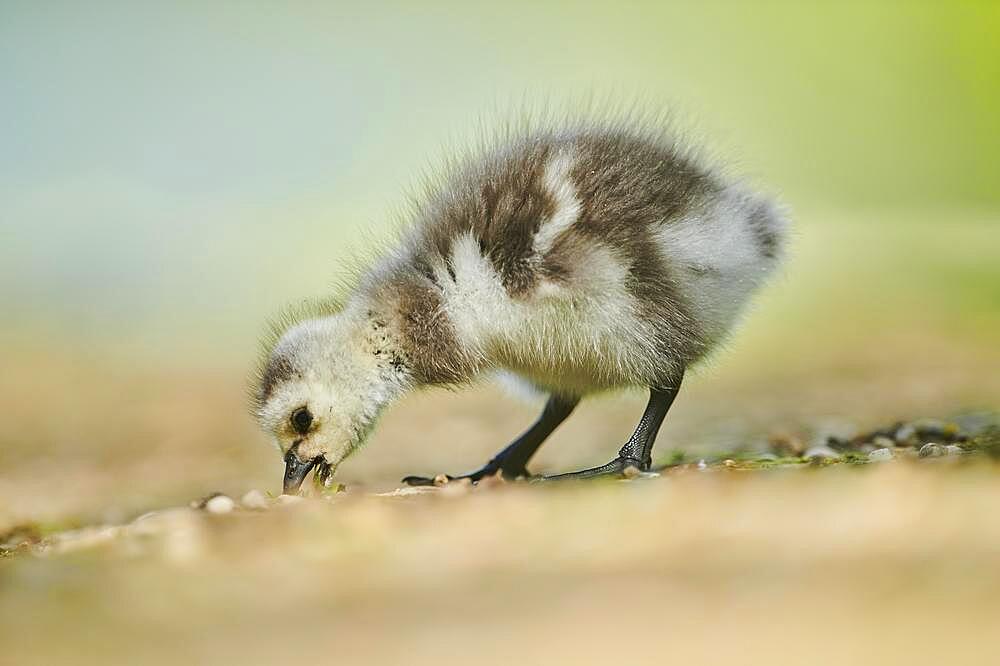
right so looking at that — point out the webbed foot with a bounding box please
[540,456,649,481]
[401,463,529,487]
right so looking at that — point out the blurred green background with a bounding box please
[1,1,998,519]
[3,1,997,358]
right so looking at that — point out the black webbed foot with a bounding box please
[540,456,648,481]
[401,464,529,487]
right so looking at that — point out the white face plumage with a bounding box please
[257,308,410,493]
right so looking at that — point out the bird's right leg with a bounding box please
[402,394,579,486]
[543,378,683,480]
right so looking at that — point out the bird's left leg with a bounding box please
[544,375,683,480]
[401,394,579,486]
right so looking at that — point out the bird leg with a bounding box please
[543,377,683,481]
[402,394,579,486]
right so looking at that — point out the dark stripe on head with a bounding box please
[257,352,296,407]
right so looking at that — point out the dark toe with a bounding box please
[543,457,645,481]
[401,475,438,486]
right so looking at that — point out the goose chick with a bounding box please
[254,118,788,493]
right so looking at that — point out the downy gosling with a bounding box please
[254,115,788,494]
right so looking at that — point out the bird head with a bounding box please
[254,310,407,494]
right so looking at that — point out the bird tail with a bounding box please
[729,185,790,263]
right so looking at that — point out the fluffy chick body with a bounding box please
[255,118,787,471]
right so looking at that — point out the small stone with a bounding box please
[918,443,944,458]
[894,424,916,443]
[804,445,840,460]
[433,474,450,487]
[204,495,236,514]
[275,494,304,506]
[192,492,230,510]
[868,447,895,462]
[477,472,507,489]
[241,489,270,510]
[622,464,642,478]
[944,445,965,456]
[722,459,737,468]
[769,432,805,456]
[873,436,896,449]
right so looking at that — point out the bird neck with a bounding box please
[341,298,415,407]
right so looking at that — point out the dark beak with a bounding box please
[283,445,318,495]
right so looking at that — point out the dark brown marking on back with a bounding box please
[416,140,556,297]
[403,124,735,382]
[565,130,720,371]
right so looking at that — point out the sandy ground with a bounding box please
[3,462,1000,666]
[2,342,1000,665]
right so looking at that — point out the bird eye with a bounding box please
[290,407,313,434]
